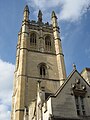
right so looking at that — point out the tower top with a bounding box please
[51,11,59,29]
[52,11,57,19]
[24,5,29,13]
[38,10,43,23]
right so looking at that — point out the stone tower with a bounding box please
[11,5,66,120]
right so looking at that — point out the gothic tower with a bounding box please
[11,5,66,120]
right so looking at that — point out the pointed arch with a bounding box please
[30,33,36,46]
[38,63,47,78]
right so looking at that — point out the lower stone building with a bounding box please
[38,68,90,120]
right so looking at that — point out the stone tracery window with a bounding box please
[30,33,36,46]
[45,36,51,51]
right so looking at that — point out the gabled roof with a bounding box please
[46,68,90,101]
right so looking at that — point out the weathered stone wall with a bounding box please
[51,72,90,119]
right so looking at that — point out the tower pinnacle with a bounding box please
[51,11,67,85]
[52,11,57,19]
[51,11,58,28]
[23,5,30,21]
[38,10,42,23]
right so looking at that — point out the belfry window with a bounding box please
[30,33,36,46]
[45,36,51,51]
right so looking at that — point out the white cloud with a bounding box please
[0,59,15,120]
[26,0,90,22]
[59,0,90,21]
[27,0,60,10]
[0,104,11,120]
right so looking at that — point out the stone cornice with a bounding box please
[17,74,60,82]
[19,47,56,55]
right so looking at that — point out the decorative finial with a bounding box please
[52,11,57,19]
[38,10,42,23]
[73,63,76,70]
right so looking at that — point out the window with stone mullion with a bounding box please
[75,95,86,116]
[80,96,86,115]
[45,36,51,51]
[75,96,80,115]
[30,33,36,46]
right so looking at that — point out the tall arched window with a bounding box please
[40,65,46,76]
[38,63,47,78]
[30,33,36,46]
[45,36,51,51]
